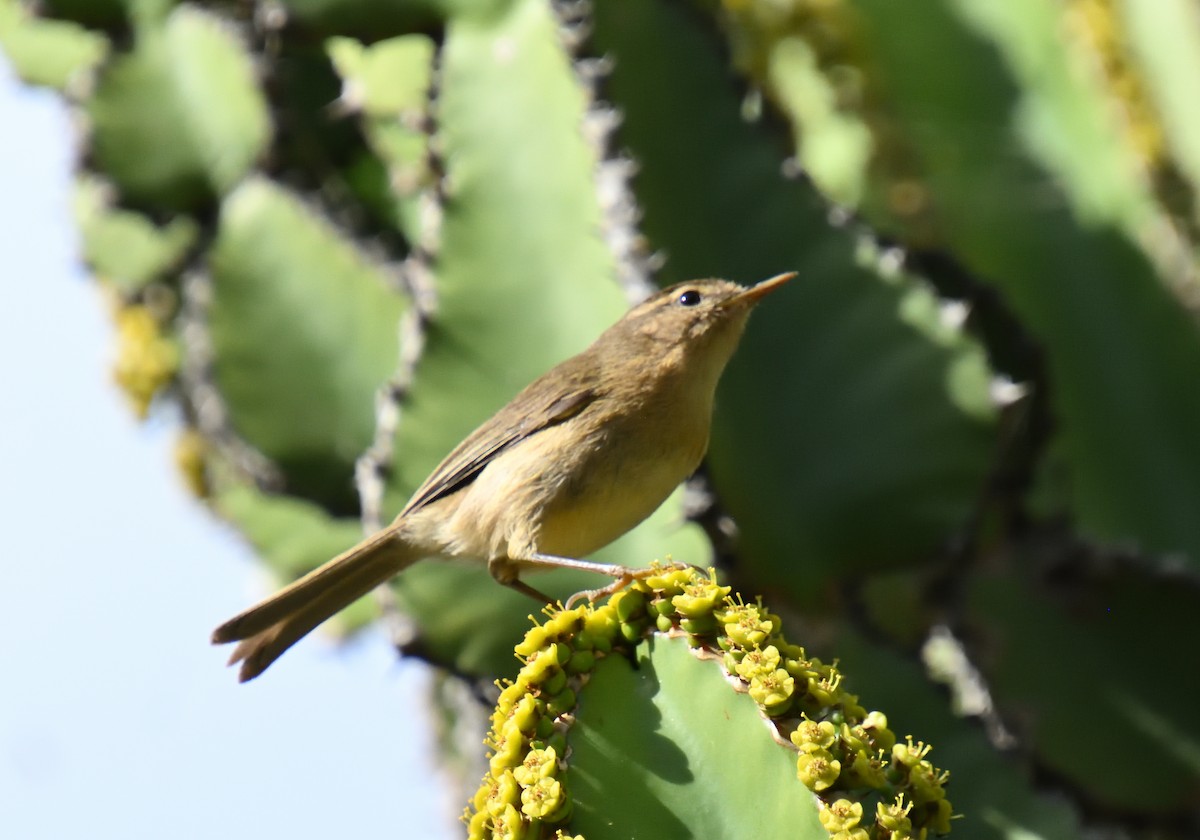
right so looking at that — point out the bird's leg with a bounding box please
[495,553,695,609]
[521,552,639,578]
[520,554,686,610]
[559,558,709,608]
[504,577,557,604]
[487,555,567,604]
[491,552,640,606]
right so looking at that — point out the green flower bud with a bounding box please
[566,649,595,674]
[613,589,647,623]
[862,711,896,752]
[542,668,567,697]
[620,620,646,644]
[680,615,717,637]
[546,687,577,718]
[652,597,677,617]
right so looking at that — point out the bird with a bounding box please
[212,271,794,681]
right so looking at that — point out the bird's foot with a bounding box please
[563,561,695,609]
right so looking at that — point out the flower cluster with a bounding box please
[112,303,179,418]
[464,565,954,839]
[466,598,629,840]
[717,599,953,838]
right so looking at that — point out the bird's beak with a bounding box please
[731,271,797,306]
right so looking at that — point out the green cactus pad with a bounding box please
[87,5,269,209]
[209,177,405,512]
[326,34,435,239]
[966,567,1200,813]
[74,176,197,291]
[471,568,955,839]
[851,0,1200,572]
[592,0,997,597]
[569,638,826,840]
[0,1,108,90]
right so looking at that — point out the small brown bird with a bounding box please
[212,272,794,681]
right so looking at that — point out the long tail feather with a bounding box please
[211,529,418,681]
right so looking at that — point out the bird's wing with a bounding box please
[400,361,600,517]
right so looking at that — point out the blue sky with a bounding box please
[0,60,456,839]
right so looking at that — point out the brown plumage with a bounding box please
[212,272,793,681]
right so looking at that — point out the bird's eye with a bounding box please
[677,290,702,307]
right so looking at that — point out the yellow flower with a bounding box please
[520,776,568,821]
[717,603,775,648]
[512,745,558,787]
[819,798,864,832]
[113,304,178,418]
[791,717,837,751]
[797,748,841,791]
[671,575,731,618]
[491,803,527,840]
[484,770,520,817]
[749,668,796,715]
[892,735,933,769]
[876,793,914,835]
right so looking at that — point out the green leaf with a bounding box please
[592,0,997,598]
[209,177,405,512]
[569,637,826,840]
[0,3,108,91]
[326,34,434,118]
[88,5,269,209]
[74,176,197,291]
[852,0,1200,571]
[327,34,436,241]
[965,564,1200,813]
[1118,0,1200,224]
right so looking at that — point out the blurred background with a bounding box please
[2,1,1199,838]
[0,63,454,839]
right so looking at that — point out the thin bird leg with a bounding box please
[504,577,556,604]
[522,552,639,579]
[514,554,697,609]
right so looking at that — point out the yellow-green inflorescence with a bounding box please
[464,565,954,840]
[112,302,180,418]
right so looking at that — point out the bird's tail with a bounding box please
[211,528,419,682]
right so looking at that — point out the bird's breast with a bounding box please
[530,383,712,558]
[421,375,714,563]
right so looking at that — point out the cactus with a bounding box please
[5,0,1199,836]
